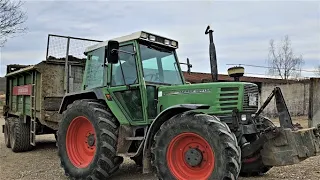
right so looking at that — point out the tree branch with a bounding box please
[267,35,303,79]
[0,0,27,46]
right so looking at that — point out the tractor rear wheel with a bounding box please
[152,112,241,180]
[57,99,123,180]
[10,117,33,152]
[4,118,11,148]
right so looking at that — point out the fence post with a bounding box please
[309,78,320,127]
[64,37,70,93]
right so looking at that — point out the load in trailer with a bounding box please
[2,27,320,180]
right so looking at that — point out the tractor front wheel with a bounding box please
[152,112,241,180]
[57,99,123,179]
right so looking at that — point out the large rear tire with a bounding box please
[10,117,33,152]
[57,99,123,180]
[152,112,241,180]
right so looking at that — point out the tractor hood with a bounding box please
[157,82,258,115]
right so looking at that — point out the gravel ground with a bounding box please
[1,117,320,180]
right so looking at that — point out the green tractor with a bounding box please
[55,27,320,179]
[3,26,320,180]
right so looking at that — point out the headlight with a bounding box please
[164,39,170,45]
[171,41,177,47]
[248,92,258,106]
[241,114,247,121]
[141,32,148,39]
[149,35,156,41]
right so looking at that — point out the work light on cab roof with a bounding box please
[84,31,178,54]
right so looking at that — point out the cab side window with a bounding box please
[85,47,105,89]
[111,45,137,86]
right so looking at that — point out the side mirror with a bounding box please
[106,40,119,64]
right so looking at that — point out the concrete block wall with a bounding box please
[260,80,310,117]
[309,78,320,127]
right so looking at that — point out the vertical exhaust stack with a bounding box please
[205,26,218,82]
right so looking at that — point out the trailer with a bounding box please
[2,58,85,148]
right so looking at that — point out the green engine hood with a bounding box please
[157,82,258,115]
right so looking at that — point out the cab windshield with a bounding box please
[139,42,183,85]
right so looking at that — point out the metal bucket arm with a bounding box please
[255,87,294,129]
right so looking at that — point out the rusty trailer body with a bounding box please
[3,59,85,137]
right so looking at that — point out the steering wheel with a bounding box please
[133,73,161,84]
[144,73,160,82]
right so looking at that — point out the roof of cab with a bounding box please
[85,31,143,54]
[84,31,178,54]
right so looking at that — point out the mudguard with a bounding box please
[58,88,105,114]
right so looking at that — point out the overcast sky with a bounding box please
[0,0,319,78]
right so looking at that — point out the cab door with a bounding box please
[107,43,147,125]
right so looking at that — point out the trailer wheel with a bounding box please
[4,118,12,148]
[10,117,33,152]
[57,99,123,180]
[152,112,241,180]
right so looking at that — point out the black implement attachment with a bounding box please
[254,87,294,129]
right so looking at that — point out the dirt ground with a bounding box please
[0,117,320,180]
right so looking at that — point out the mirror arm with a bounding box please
[179,60,193,74]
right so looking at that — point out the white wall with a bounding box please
[260,81,310,117]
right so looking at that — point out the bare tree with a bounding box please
[268,35,304,79]
[0,0,27,46]
[316,65,320,76]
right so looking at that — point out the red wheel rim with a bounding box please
[167,132,215,180]
[66,116,96,168]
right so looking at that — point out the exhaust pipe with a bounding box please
[205,26,218,82]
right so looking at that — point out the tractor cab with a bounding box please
[84,31,184,87]
[83,31,186,124]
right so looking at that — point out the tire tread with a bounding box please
[57,99,121,179]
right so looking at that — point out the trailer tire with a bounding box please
[10,117,33,152]
[4,118,12,148]
[152,112,241,180]
[57,99,123,180]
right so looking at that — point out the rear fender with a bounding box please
[58,88,105,114]
[142,104,210,173]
